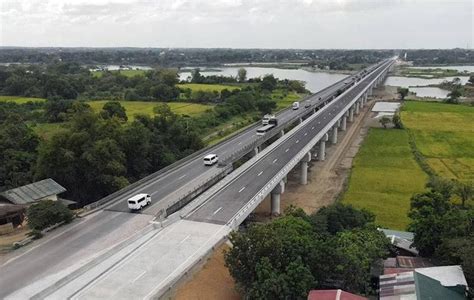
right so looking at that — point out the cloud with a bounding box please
[0,0,472,48]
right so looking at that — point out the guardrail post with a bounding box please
[279,129,285,138]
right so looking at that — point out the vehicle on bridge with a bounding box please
[262,114,276,125]
[292,101,300,110]
[256,124,276,136]
[203,154,219,166]
[304,100,312,108]
[127,193,151,210]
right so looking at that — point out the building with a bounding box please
[379,265,468,299]
[0,178,66,206]
[0,179,72,230]
[379,228,418,256]
[308,289,367,300]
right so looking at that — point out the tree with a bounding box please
[455,181,473,208]
[392,113,403,129]
[311,203,375,235]
[100,101,128,122]
[408,191,472,256]
[256,99,277,115]
[397,87,409,100]
[379,116,391,128]
[445,86,463,104]
[468,74,474,85]
[261,74,277,92]
[225,205,389,297]
[191,68,203,83]
[435,235,474,287]
[426,176,455,200]
[27,200,73,230]
[237,68,247,82]
[0,115,39,189]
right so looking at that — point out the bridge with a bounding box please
[0,58,395,299]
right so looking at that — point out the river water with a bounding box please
[178,67,348,93]
[385,75,470,98]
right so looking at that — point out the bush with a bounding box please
[27,200,73,230]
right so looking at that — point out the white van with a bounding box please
[127,193,151,211]
[204,154,218,166]
[292,102,300,110]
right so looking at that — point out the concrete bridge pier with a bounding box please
[318,133,328,161]
[331,126,338,144]
[341,115,347,131]
[250,146,259,157]
[300,152,311,185]
[349,108,354,122]
[355,101,360,114]
[279,130,285,138]
[271,180,285,215]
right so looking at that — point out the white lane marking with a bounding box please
[304,132,307,136]
[285,148,289,152]
[213,207,223,215]
[238,186,246,193]
[178,174,187,180]
[257,171,263,176]
[296,140,299,144]
[238,141,242,145]
[132,270,147,283]
[311,126,314,130]
[179,234,191,244]
[273,158,278,163]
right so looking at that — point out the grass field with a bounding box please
[401,101,474,181]
[92,69,147,78]
[0,96,46,104]
[176,83,241,92]
[271,90,304,110]
[342,128,428,230]
[87,100,212,121]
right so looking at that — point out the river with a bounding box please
[178,67,348,93]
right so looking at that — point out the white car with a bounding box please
[204,154,218,166]
[127,193,151,211]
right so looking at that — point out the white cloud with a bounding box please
[0,0,472,48]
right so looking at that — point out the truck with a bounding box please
[262,114,278,126]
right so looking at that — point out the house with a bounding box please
[379,265,468,299]
[379,228,418,256]
[0,178,67,206]
[308,289,367,300]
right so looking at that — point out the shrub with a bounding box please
[27,200,73,231]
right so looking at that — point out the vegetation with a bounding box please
[398,67,468,79]
[401,101,474,181]
[397,87,409,100]
[379,116,391,128]
[0,96,46,104]
[88,100,212,122]
[26,200,73,230]
[224,204,390,299]
[407,182,473,286]
[342,129,427,230]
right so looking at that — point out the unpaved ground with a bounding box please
[172,243,241,300]
[171,90,383,299]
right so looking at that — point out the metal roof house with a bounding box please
[0,179,66,205]
[379,265,468,300]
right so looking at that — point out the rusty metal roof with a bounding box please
[0,179,66,205]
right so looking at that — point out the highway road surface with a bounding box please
[0,61,386,299]
[187,60,392,224]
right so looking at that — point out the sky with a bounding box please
[0,0,472,49]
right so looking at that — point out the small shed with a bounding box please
[0,179,66,206]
